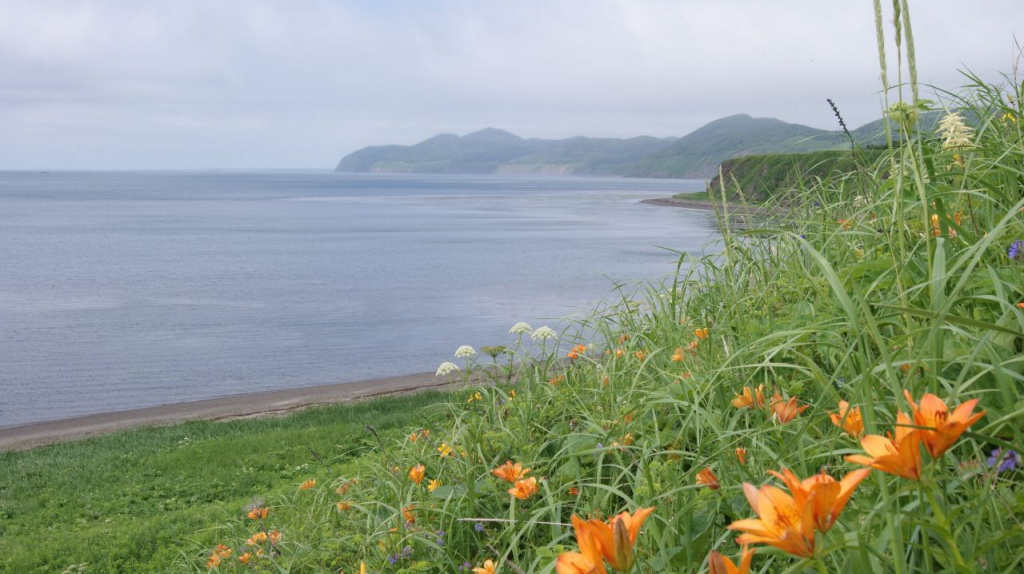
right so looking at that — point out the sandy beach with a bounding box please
[0,371,462,451]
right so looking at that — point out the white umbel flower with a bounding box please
[508,322,533,335]
[436,361,460,376]
[938,112,974,150]
[454,345,477,358]
[530,326,557,341]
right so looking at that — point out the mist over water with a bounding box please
[0,171,717,426]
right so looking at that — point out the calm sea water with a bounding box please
[0,171,717,427]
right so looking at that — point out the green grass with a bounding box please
[0,392,452,573]
[669,191,711,201]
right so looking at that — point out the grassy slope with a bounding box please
[0,392,452,573]
[706,149,888,202]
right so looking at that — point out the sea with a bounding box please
[0,171,718,427]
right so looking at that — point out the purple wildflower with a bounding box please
[1010,240,1024,261]
[987,448,1020,473]
[474,522,486,533]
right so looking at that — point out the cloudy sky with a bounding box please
[0,1,1020,169]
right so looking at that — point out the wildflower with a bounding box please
[473,559,497,574]
[696,467,720,490]
[1017,302,1024,309]
[728,482,815,558]
[246,532,268,546]
[1009,240,1023,262]
[614,348,624,358]
[299,479,316,490]
[408,464,426,484]
[567,344,587,360]
[903,390,985,458]
[987,449,1020,473]
[582,507,656,572]
[694,327,709,340]
[268,530,281,545]
[467,391,483,403]
[436,361,460,377]
[1002,111,1018,124]
[569,486,580,496]
[531,326,557,341]
[735,447,747,465]
[509,322,533,334]
[846,411,922,479]
[428,479,442,492]
[938,111,974,150]
[455,345,477,358]
[549,375,565,386]
[474,522,486,533]
[731,385,765,409]
[207,553,222,569]
[688,340,699,351]
[402,504,415,524]
[619,334,631,343]
[438,442,453,457]
[247,506,268,520]
[337,501,352,511]
[492,460,530,483]
[829,400,865,437]
[556,515,607,574]
[509,477,539,500]
[481,345,507,358]
[238,552,253,564]
[770,392,808,424]
[508,390,516,399]
[708,546,755,574]
[409,431,420,442]
[336,478,358,494]
[671,347,684,362]
[768,468,871,532]
[634,350,647,360]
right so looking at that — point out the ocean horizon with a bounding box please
[0,171,718,427]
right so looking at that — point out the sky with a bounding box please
[0,0,1021,170]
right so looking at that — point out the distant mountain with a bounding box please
[334,114,937,178]
[335,128,677,176]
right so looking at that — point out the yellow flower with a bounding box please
[408,464,426,484]
[508,477,539,500]
[427,479,442,492]
[438,442,453,457]
[473,559,497,574]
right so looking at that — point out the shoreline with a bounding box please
[640,196,782,216]
[0,371,462,451]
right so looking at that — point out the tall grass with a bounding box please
[176,2,1023,572]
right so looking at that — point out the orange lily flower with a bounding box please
[770,392,808,424]
[491,460,530,483]
[584,507,656,571]
[903,390,985,458]
[671,347,684,362]
[408,464,426,484]
[735,447,747,465]
[696,467,720,490]
[767,467,871,532]
[695,327,710,340]
[731,385,766,409]
[247,506,268,520]
[401,504,415,524]
[845,411,922,479]
[509,477,539,500]
[829,400,865,437]
[298,479,316,490]
[728,482,815,557]
[708,545,755,574]
[556,515,608,574]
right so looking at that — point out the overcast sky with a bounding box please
[0,1,1020,170]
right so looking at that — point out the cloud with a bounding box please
[0,0,1019,168]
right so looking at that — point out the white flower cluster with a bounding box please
[508,322,533,335]
[454,345,477,358]
[938,112,974,150]
[530,326,557,341]
[435,361,460,377]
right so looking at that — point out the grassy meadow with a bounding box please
[4,3,1024,573]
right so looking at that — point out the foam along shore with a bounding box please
[0,371,462,451]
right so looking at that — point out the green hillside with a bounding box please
[706,148,887,202]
